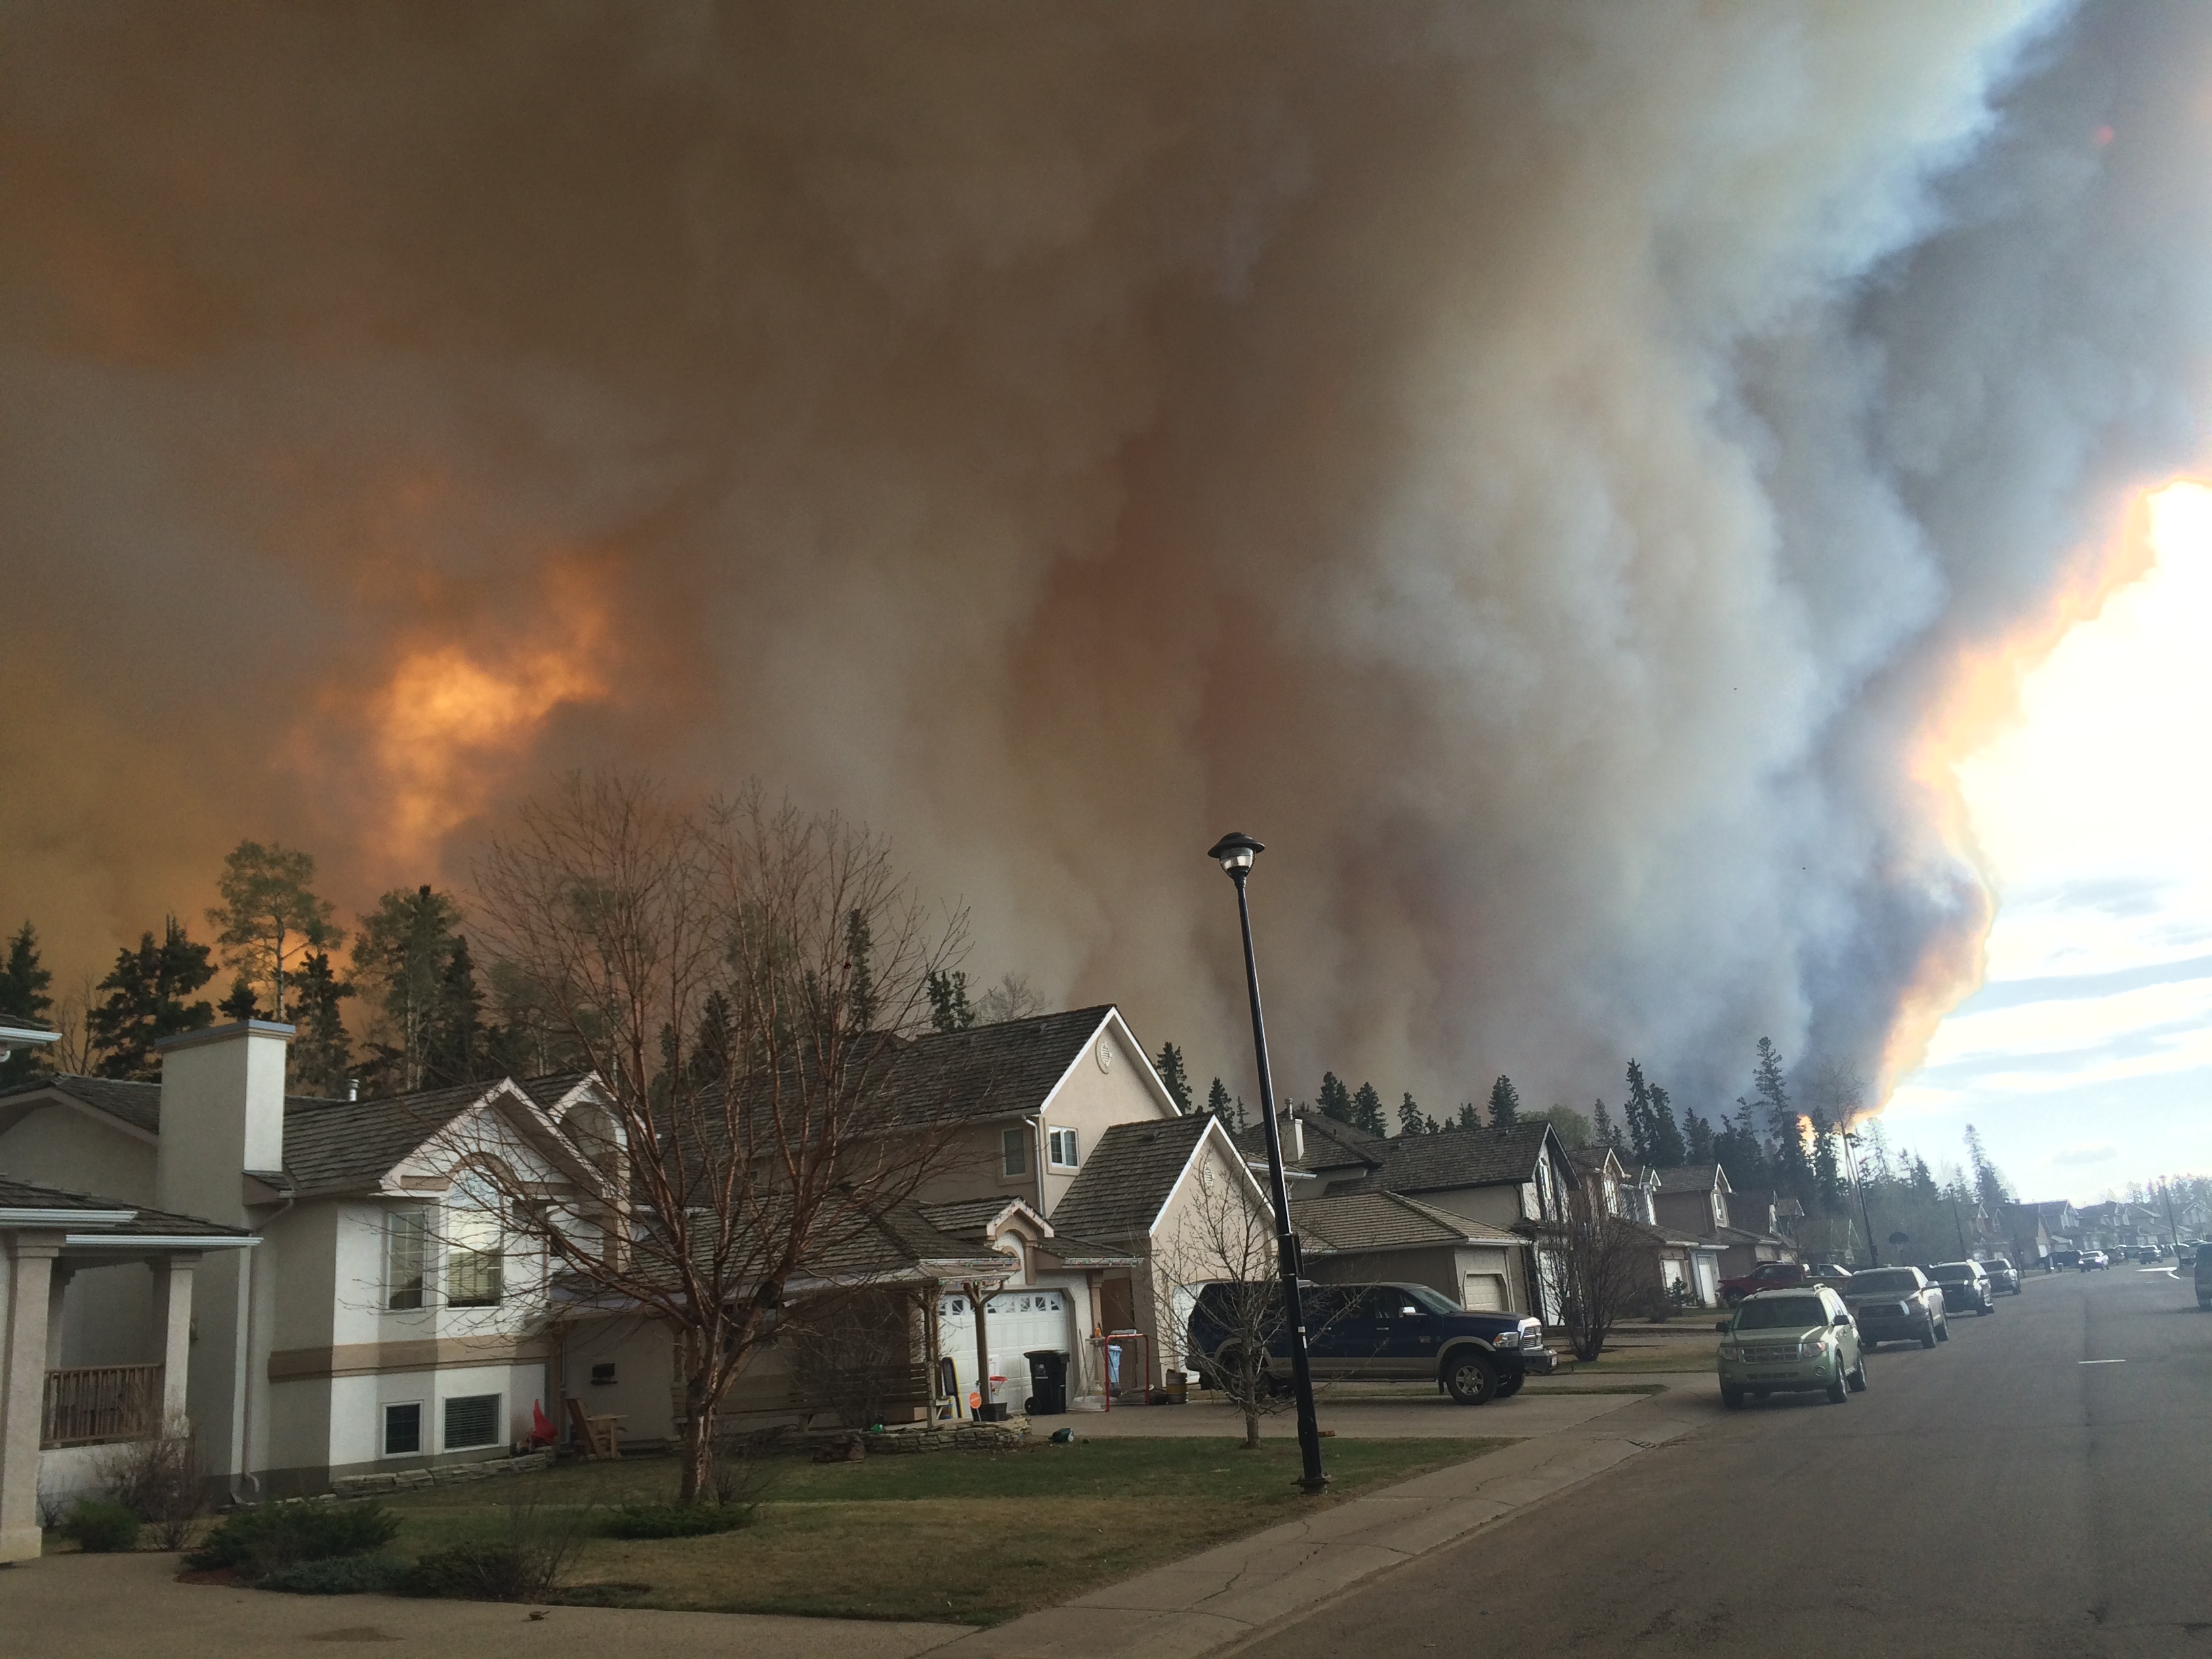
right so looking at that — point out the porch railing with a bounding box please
[41,1364,164,1448]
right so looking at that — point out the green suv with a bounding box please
[1716,1286,1866,1409]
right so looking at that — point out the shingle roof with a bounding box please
[1620,1216,1712,1250]
[0,1174,247,1238]
[279,1080,506,1197]
[0,1073,339,1139]
[918,1197,1035,1242]
[1653,1164,1727,1195]
[1320,1123,1556,1199]
[867,1006,1122,1130]
[1294,1189,1525,1254]
[1048,1114,1214,1242]
[1232,1114,1387,1174]
[804,1201,1019,1282]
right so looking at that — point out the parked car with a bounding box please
[2080,1250,2110,1271]
[2195,1248,2212,1311]
[2052,1250,2081,1269]
[2178,1246,2198,1267]
[1715,1286,1866,1408]
[1186,1279,1557,1408]
[1843,1266,1948,1349]
[1929,1261,1996,1315]
[1721,1261,1816,1305]
[1982,1256,2022,1295]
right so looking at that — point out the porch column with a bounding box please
[43,1265,75,1374]
[151,1254,199,1429]
[1,1233,62,1565]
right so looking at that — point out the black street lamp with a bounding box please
[1206,832,1328,1495]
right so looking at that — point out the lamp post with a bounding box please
[1206,832,1328,1494]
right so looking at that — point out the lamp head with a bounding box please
[1206,832,1263,874]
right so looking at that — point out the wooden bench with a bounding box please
[565,1396,624,1459]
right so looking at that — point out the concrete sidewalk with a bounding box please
[938,1386,1715,1659]
[1069,1388,1652,1439]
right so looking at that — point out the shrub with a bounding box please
[64,1498,142,1553]
[404,1494,588,1603]
[602,1502,754,1539]
[188,1500,401,1578]
[98,1427,203,1551]
[260,1554,413,1595]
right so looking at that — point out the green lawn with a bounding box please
[370,1436,1504,1626]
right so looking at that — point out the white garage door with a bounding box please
[1461,1274,1509,1311]
[937,1289,1073,1409]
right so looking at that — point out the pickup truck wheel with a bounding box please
[1443,1352,1499,1406]
[1494,1372,1525,1399]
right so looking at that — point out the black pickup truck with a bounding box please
[1186,1279,1555,1406]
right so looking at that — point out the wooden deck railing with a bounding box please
[41,1364,164,1448]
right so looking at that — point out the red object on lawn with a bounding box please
[531,1399,557,1446]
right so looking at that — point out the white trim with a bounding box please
[0,1021,60,1048]
[62,1233,256,1249]
[381,1398,427,1458]
[1149,1117,1275,1244]
[1031,1008,1185,1132]
[1,1207,136,1228]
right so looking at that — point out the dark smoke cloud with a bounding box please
[3,2,2209,1118]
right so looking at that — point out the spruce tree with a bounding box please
[424,935,487,1087]
[925,969,974,1032]
[1456,1101,1481,1132]
[1647,1080,1687,1167]
[1487,1076,1521,1129]
[1317,1072,1354,1124]
[1809,1107,1845,1212]
[0,922,55,1086]
[1591,1100,1620,1151]
[287,950,356,1097]
[1398,1091,1433,1136]
[1683,1107,1715,1164]
[1963,1124,2012,1210]
[89,917,216,1080]
[1206,1076,1233,1122]
[354,886,464,1094]
[1351,1080,1387,1135]
[1751,1037,1812,1208]
[1154,1042,1193,1111]
[217,975,262,1021]
[1624,1061,1654,1165]
[844,909,877,1029]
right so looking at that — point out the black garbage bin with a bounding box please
[1023,1349,1069,1416]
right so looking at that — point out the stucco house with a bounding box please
[1649,1164,1800,1277]
[1570,1146,1721,1311]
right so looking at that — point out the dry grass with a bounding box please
[375,1436,1504,1625]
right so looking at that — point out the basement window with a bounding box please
[1048,1128,1080,1170]
[382,1401,422,1457]
[443,1393,501,1451]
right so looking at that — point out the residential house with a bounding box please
[1290,1189,1530,1313]
[1568,1147,1721,1312]
[1649,1164,1800,1280]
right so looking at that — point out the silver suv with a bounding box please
[1844,1266,1948,1349]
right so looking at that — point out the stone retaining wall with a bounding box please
[331,1450,554,1498]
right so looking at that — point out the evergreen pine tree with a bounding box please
[1487,1076,1521,1129]
[1154,1042,1193,1111]
[1646,1080,1687,1166]
[925,969,975,1032]
[1317,1072,1354,1124]
[1398,1091,1433,1136]
[1206,1076,1233,1122]
[1751,1037,1813,1208]
[1963,1124,2011,1210]
[217,975,262,1021]
[1351,1080,1387,1135]
[844,909,876,1029]
[424,935,487,1087]
[207,840,342,1020]
[354,885,464,1094]
[287,950,355,1097]
[1624,1061,1654,1165]
[1456,1101,1481,1131]
[1715,1105,1769,1192]
[1683,1107,1715,1164]
[0,922,55,1086]
[1591,1099,1620,1151]
[89,917,216,1080]
[1809,1107,1845,1212]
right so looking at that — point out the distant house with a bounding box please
[1569,1146,1722,1311]
[1243,1118,1580,1320]
[1648,1163,1799,1279]
[1290,1189,1531,1313]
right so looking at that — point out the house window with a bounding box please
[1047,1128,1080,1169]
[447,1177,504,1308]
[385,1209,428,1311]
[383,1401,423,1457]
[1001,1126,1027,1177]
[443,1393,501,1450]
[590,1363,617,1387]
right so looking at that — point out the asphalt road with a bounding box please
[1247,1265,2212,1658]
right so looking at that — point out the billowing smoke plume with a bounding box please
[3,3,2210,1115]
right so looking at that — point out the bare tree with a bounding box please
[1552,1173,1645,1362]
[468,774,965,1503]
[1155,1159,1286,1449]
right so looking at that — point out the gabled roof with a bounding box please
[283,1072,598,1197]
[1048,1113,1216,1242]
[1653,1164,1730,1195]
[0,1073,333,1140]
[1320,1122,1560,1199]
[0,1174,250,1242]
[800,1200,1022,1284]
[1620,1216,1717,1251]
[918,1196,1050,1243]
[860,1006,1134,1131]
[1294,1189,1526,1254]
